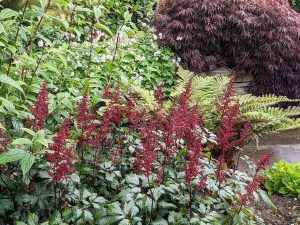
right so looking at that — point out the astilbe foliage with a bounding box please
[155,0,300,99]
[27,82,49,131]
[47,119,75,184]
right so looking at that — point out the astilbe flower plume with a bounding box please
[27,82,49,131]
[76,92,97,149]
[97,85,124,145]
[239,153,272,205]
[214,78,252,171]
[0,128,9,153]
[155,0,300,100]
[47,119,75,184]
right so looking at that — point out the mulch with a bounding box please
[255,194,300,225]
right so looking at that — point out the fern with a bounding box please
[132,67,300,136]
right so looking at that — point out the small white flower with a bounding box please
[37,40,44,47]
[154,50,161,57]
[153,34,158,41]
[77,61,82,68]
[159,33,163,39]
[176,36,183,41]
[106,55,114,61]
[177,57,182,62]
[135,76,143,84]
[136,55,146,61]
[141,22,147,27]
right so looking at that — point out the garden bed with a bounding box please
[255,194,300,225]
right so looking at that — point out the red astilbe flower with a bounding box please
[134,125,160,176]
[239,153,272,205]
[0,128,9,153]
[239,175,264,205]
[214,78,253,171]
[167,82,206,185]
[76,92,97,149]
[27,82,49,131]
[47,119,75,184]
[254,152,273,172]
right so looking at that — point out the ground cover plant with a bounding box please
[264,161,300,198]
[154,0,300,100]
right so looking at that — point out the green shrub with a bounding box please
[290,0,300,12]
[264,161,300,199]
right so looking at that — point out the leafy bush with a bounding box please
[0,83,275,224]
[264,161,300,199]
[290,0,300,12]
[154,0,300,100]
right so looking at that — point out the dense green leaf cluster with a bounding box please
[290,0,300,12]
[264,161,300,199]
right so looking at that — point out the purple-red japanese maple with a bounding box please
[155,0,300,100]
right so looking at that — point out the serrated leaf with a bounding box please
[258,189,277,212]
[21,128,36,136]
[84,210,93,221]
[119,219,130,225]
[152,217,168,225]
[21,153,35,176]
[39,0,48,9]
[0,8,19,20]
[95,23,113,37]
[11,138,33,146]
[0,74,24,93]
[27,212,39,225]
[0,149,27,164]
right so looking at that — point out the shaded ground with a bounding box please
[255,195,300,225]
[238,129,300,173]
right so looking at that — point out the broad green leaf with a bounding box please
[39,0,48,9]
[11,138,33,146]
[118,219,130,225]
[0,74,25,93]
[258,189,277,212]
[0,149,27,164]
[93,7,102,20]
[21,153,35,176]
[152,217,168,225]
[0,122,5,130]
[0,9,19,21]
[0,23,5,34]
[21,128,36,136]
[83,210,93,221]
[123,11,132,23]
[95,23,113,37]
[27,212,39,225]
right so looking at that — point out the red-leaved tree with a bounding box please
[155,0,300,100]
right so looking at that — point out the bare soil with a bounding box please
[255,194,300,225]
